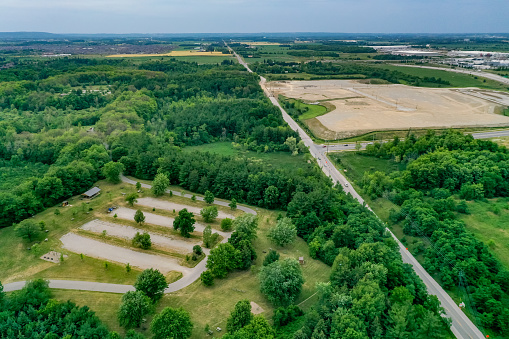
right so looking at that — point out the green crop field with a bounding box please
[373,64,509,91]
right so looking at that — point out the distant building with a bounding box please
[82,187,101,199]
[392,50,441,57]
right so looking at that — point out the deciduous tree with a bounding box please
[150,307,193,339]
[134,269,167,301]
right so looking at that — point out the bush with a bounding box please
[221,218,233,231]
[132,232,152,250]
[200,270,214,286]
[263,249,280,266]
[200,206,218,223]
[193,245,203,255]
[118,291,152,329]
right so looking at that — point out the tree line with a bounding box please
[357,130,509,335]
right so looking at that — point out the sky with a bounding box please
[0,0,508,34]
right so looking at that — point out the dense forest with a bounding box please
[0,57,297,227]
[356,131,509,335]
[251,60,451,86]
[0,55,455,338]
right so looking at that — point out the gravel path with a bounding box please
[81,219,200,254]
[60,233,190,275]
[114,207,230,238]
[137,197,235,219]
[121,175,257,216]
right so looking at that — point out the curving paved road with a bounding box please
[4,177,257,294]
[227,45,484,339]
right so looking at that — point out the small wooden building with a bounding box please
[299,257,305,265]
[82,187,101,199]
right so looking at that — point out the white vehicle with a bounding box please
[345,183,349,187]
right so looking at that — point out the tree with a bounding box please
[259,258,304,306]
[263,250,280,266]
[200,270,214,286]
[227,300,253,333]
[136,182,142,191]
[118,291,152,329]
[224,316,276,339]
[173,209,196,238]
[134,209,145,225]
[355,142,362,151]
[151,173,169,196]
[132,232,151,250]
[229,198,237,210]
[204,190,214,204]
[15,219,40,242]
[232,214,258,240]
[206,243,239,278]
[125,193,138,206]
[125,330,146,339]
[285,136,298,156]
[134,269,168,301]
[264,186,280,209]
[268,217,297,247]
[0,281,4,306]
[150,307,193,339]
[200,206,218,223]
[236,239,257,270]
[221,218,233,231]
[193,245,203,255]
[203,225,213,248]
[102,161,125,184]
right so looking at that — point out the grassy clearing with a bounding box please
[182,142,313,173]
[49,209,331,338]
[284,98,330,121]
[31,254,141,284]
[329,151,405,183]
[373,64,509,91]
[0,180,135,284]
[459,199,509,270]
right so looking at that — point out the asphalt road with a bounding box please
[4,178,257,295]
[227,46,484,339]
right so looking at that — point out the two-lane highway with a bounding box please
[227,44,484,339]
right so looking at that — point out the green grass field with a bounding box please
[182,142,313,173]
[373,64,509,91]
[459,199,509,270]
[329,151,405,183]
[284,98,329,120]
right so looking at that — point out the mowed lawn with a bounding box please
[0,180,141,284]
[459,199,509,270]
[373,64,509,91]
[50,209,331,339]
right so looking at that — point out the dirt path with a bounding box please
[60,233,190,275]
[81,219,201,254]
[137,197,235,219]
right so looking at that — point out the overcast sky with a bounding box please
[0,0,507,34]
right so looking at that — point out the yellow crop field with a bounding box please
[107,51,230,58]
